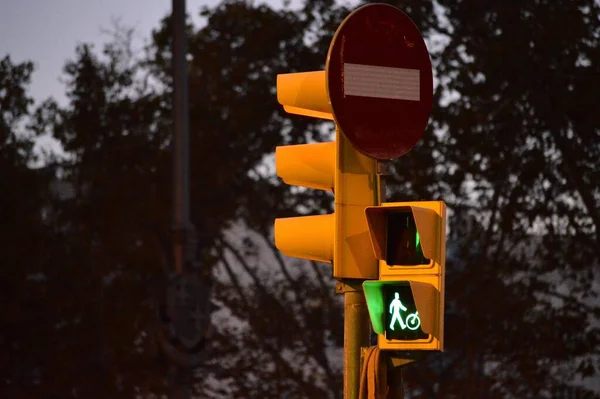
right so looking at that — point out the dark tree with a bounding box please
[382,0,600,396]
[0,56,58,397]
[2,0,599,397]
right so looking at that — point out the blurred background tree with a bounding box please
[0,55,59,397]
[392,1,600,396]
[0,0,598,397]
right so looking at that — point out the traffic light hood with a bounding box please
[277,71,333,120]
[364,203,442,265]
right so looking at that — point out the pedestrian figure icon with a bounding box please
[389,291,421,331]
[389,292,407,330]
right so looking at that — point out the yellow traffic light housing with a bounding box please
[273,71,379,279]
[277,71,333,120]
[272,5,439,398]
[363,201,446,351]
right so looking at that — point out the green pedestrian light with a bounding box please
[383,283,428,340]
[363,281,428,340]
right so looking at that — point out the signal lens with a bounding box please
[386,212,429,265]
[383,283,428,341]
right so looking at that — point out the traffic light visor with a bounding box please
[277,71,333,120]
[386,212,429,265]
[365,204,441,265]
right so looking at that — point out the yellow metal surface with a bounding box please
[283,106,333,120]
[275,142,335,192]
[277,71,333,120]
[408,281,437,336]
[274,213,334,263]
[274,70,379,279]
[333,129,379,279]
[389,357,416,368]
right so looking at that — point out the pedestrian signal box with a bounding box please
[363,201,446,351]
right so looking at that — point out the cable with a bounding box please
[359,346,388,399]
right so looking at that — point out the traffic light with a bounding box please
[273,71,380,279]
[363,201,446,351]
[273,4,434,280]
[272,4,440,397]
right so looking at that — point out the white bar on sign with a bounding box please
[343,63,420,101]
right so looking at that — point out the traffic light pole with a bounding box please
[338,281,370,399]
[169,0,192,398]
[336,159,387,399]
[171,0,191,277]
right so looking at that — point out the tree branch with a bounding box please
[217,247,329,397]
[219,236,338,392]
[553,130,600,254]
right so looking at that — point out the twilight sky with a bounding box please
[0,0,291,159]
[1,0,223,106]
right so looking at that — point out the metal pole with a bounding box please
[170,0,191,398]
[343,284,370,399]
[172,0,190,275]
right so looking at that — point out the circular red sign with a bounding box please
[326,4,433,160]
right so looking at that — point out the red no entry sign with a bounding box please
[326,4,433,160]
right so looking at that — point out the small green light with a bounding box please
[386,212,429,265]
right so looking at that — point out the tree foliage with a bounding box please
[385,1,600,396]
[0,55,62,397]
